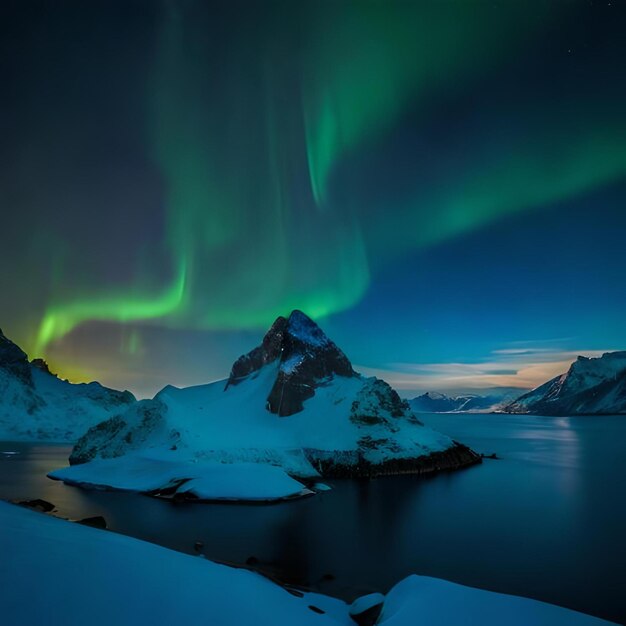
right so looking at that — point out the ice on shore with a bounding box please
[49,456,312,501]
[0,502,616,626]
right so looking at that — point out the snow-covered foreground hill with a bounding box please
[51,311,479,498]
[0,329,135,441]
[0,502,615,626]
[505,352,626,415]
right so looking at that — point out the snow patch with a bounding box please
[0,503,615,626]
[49,456,311,502]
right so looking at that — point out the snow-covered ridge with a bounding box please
[505,351,626,416]
[0,328,136,442]
[409,390,519,413]
[0,502,615,626]
[54,311,480,496]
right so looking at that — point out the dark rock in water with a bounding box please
[481,452,499,460]
[76,516,107,529]
[16,498,55,513]
[308,605,325,615]
[226,310,356,416]
[285,588,305,598]
[349,593,385,626]
[246,556,259,565]
[311,442,481,479]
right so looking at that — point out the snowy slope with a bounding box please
[54,311,479,495]
[0,501,350,626]
[379,574,614,626]
[0,329,135,441]
[0,502,615,626]
[506,352,626,415]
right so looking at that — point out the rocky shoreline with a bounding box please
[308,442,481,479]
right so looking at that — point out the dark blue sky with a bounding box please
[1,0,625,396]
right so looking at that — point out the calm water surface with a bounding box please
[1,413,625,623]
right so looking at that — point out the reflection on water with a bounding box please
[1,414,625,623]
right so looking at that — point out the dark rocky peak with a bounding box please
[226,310,356,416]
[285,309,332,349]
[227,310,354,385]
[0,328,33,385]
[0,328,28,366]
[226,315,289,384]
[31,358,56,376]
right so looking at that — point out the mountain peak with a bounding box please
[505,350,626,415]
[285,310,330,348]
[226,311,355,416]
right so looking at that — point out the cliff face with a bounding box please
[227,310,355,416]
[0,328,33,386]
[309,442,481,478]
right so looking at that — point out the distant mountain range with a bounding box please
[411,352,626,416]
[409,390,521,414]
[0,328,135,441]
[504,352,626,416]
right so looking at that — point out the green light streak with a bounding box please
[29,0,626,367]
[367,112,626,255]
[35,258,188,355]
[300,1,553,205]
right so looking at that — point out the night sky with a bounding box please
[2,0,625,397]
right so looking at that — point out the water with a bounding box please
[1,413,625,623]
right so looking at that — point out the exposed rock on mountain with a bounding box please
[227,310,355,416]
[0,328,136,441]
[55,311,479,495]
[409,390,519,413]
[505,352,626,416]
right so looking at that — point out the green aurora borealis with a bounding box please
[2,0,626,394]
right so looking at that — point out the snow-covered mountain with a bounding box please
[0,328,136,441]
[505,352,626,416]
[409,392,464,413]
[56,311,479,497]
[410,390,519,413]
